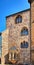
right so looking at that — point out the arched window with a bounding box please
[21,27,28,36]
[15,15,22,24]
[9,46,17,50]
[21,41,28,48]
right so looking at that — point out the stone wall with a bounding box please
[31,1,34,47]
[1,0,34,64]
[31,1,34,61]
[1,29,9,65]
[1,7,31,65]
[6,10,30,63]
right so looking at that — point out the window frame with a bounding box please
[21,27,28,36]
[15,15,22,24]
[21,41,28,48]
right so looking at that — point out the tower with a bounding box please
[28,0,34,64]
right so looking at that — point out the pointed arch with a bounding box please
[15,15,22,24]
[21,41,28,48]
[21,27,28,36]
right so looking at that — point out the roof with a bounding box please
[6,8,30,18]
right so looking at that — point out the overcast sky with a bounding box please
[0,0,30,32]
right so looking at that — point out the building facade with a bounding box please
[0,0,34,65]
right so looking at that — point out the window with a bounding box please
[10,46,17,50]
[21,27,28,36]
[25,64,29,65]
[14,53,17,59]
[11,53,13,60]
[21,41,28,48]
[15,15,22,24]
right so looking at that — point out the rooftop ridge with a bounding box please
[6,8,30,18]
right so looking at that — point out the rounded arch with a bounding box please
[21,27,28,36]
[15,15,22,24]
[9,46,17,51]
[21,41,28,48]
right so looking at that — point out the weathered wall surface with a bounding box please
[1,0,34,65]
[6,10,30,63]
[31,1,34,61]
[31,1,34,47]
[1,29,9,65]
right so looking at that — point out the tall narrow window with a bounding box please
[15,15,22,24]
[21,27,28,36]
[21,41,28,48]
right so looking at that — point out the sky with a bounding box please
[0,0,30,32]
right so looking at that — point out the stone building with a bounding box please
[0,0,34,65]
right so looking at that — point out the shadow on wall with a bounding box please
[5,53,12,64]
[0,58,1,64]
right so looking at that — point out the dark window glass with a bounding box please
[11,53,13,59]
[21,41,28,48]
[14,53,16,59]
[21,27,28,36]
[25,64,28,65]
[15,15,22,24]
